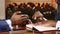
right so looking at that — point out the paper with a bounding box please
[33,26,56,31]
[26,24,56,31]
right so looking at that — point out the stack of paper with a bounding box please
[26,24,56,31]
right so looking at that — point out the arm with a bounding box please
[11,11,29,25]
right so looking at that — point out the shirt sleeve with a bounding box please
[56,21,60,30]
[6,19,13,30]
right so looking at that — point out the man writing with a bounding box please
[0,11,28,32]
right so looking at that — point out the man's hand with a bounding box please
[11,11,29,25]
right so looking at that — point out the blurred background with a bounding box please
[0,0,57,20]
[5,0,57,20]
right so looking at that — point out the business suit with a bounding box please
[55,0,60,20]
[0,20,11,32]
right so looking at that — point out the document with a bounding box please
[26,24,56,31]
[33,26,56,31]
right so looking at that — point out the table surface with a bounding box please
[0,30,56,34]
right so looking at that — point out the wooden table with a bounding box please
[0,30,56,34]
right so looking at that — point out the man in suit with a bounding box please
[55,0,60,20]
[0,11,28,32]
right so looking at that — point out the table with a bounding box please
[0,30,56,34]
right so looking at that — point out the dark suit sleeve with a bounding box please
[0,20,11,32]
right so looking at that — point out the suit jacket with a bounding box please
[0,20,11,32]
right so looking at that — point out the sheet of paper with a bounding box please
[26,24,56,31]
[34,26,56,31]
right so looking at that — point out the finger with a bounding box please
[13,11,21,15]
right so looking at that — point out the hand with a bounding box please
[11,12,29,25]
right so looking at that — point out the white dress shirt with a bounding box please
[6,19,13,30]
[56,21,60,30]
